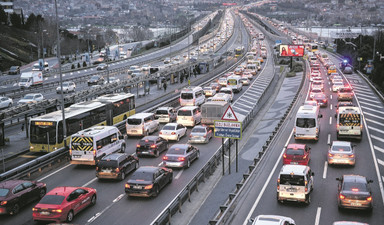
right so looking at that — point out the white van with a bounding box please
[70,126,126,165]
[126,113,159,136]
[180,86,205,106]
[336,107,362,140]
[177,106,202,127]
[277,165,314,204]
[227,75,243,93]
[294,105,322,141]
[246,64,257,75]
[218,77,227,87]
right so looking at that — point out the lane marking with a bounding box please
[374,145,384,154]
[357,96,382,104]
[242,130,294,225]
[113,194,125,203]
[82,177,98,187]
[327,134,331,145]
[330,95,332,100]
[377,159,384,167]
[314,207,322,225]
[19,154,38,158]
[361,106,384,115]
[329,116,332,125]
[371,134,384,142]
[364,112,384,120]
[366,118,384,126]
[359,101,384,109]
[368,126,384,135]
[38,164,73,182]
[329,87,331,92]
[355,91,379,100]
[323,161,328,179]
[175,170,184,179]
[330,104,332,110]
[86,193,126,224]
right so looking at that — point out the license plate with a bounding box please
[287,188,297,192]
[102,169,112,173]
[133,185,142,189]
[291,162,298,165]
[40,211,50,215]
[351,202,362,206]
[131,130,137,133]
[73,155,81,158]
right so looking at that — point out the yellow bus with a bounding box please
[309,43,319,52]
[29,93,135,153]
[234,46,244,57]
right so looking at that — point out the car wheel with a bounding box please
[10,203,20,215]
[186,159,191,168]
[120,145,126,153]
[196,151,200,159]
[169,174,173,183]
[134,161,139,170]
[120,170,125,181]
[8,103,12,108]
[153,185,160,197]
[177,135,180,142]
[39,188,46,199]
[144,130,149,136]
[305,194,311,205]
[155,150,159,158]
[90,194,97,206]
[66,210,74,222]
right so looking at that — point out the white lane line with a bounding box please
[330,95,332,100]
[329,116,332,125]
[315,207,322,225]
[366,118,384,126]
[82,177,98,187]
[355,91,379,100]
[353,86,373,94]
[329,87,332,92]
[377,159,384,167]
[358,96,382,104]
[236,101,253,109]
[371,134,384,142]
[374,145,384,154]
[113,194,125,203]
[330,104,332,110]
[328,81,330,85]
[175,170,184,179]
[361,106,384,115]
[38,164,73,182]
[364,112,384,120]
[359,101,384,109]
[86,193,126,224]
[323,161,328,179]
[368,126,384,135]
[327,134,331,145]
[242,130,294,225]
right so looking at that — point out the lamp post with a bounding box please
[54,0,67,147]
[41,29,47,67]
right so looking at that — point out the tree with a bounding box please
[10,13,22,28]
[0,7,7,24]
[129,26,154,42]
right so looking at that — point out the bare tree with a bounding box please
[129,26,154,42]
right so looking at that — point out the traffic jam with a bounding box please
[0,10,268,224]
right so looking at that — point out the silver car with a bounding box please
[188,125,213,144]
[159,123,187,141]
[162,144,200,168]
[56,81,76,93]
[328,141,355,166]
[249,215,295,225]
[18,93,44,104]
[0,97,13,109]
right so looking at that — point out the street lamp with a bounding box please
[41,29,47,68]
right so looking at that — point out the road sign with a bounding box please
[276,40,282,44]
[214,120,242,139]
[221,105,238,121]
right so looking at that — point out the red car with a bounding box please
[33,186,96,223]
[283,144,311,165]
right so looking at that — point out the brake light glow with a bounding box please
[144,184,153,190]
[0,201,7,206]
[171,132,176,135]
[339,194,345,199]
[93,149,96,156]
[163,156,168,160]
[125,184,130,188]
[367,196,372,201]
[69,149,72,155]
[115,168,120,173]
[349,154,355,158]
[159,131,163,135]
[150,144,156,148]
[283,154,287,159]
[32,207,38,211]
[52,209,62,213]
[136,144,140,148]
[178,157,185,161]
[328,153,334,157]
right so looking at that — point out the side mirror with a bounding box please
[312,172,315,176]
[319,114,323,118]
[368,179,374,183]
[248,218,255,223]
[334,114,337,118]
[119,135,124,140]
[336,177,341,181]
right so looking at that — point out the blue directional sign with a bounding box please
[214,120,242,139]
[276,40,282,44]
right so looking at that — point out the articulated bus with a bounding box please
[234,46,245,57]
[29,93,135,153]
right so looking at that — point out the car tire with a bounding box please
[153,185,160,197]
[120,145,126,153]
[155,150,159,158]
[120,170,125,181]
[169,174,173,183]
[39,188,46,199]
[144,130,149,136]
[134,161,139,170]
[305,194,311,205]
[10,203,20,215]
[66,210,74,222]
[90,194,97,206]
[196,151,200,159]
[8,103,12,108]
[186,159,191,168]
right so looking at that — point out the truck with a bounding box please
[201,101,229,128]
[18,72,43,88]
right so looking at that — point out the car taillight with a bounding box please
[190,135,193,138]
[150,144,156,148]
[178,157,185,161]
[339,194,345,200]
[303,155,307,159]
[69,148,72,155]
[337,124,340,130]
[328,153,334,157]
[93,149,96,156]
[367,196,372,201]
[32,207,39,212]
[136,144,140,148]
[0,201,7,206]
[203,134,207,138]
[144,184,153,190]
[163,156,168,160]
[171,132,176,135]
[52,209,62,213]
[115,168,120,173]
[159,131,163,135]
[283,153,287,159]
[96,167,99,171]
[349,154,355,158]
[323,99,326,102]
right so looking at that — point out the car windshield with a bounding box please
[131,171,153,181]
[296,118,316,128]
[162,125,175,131]
[167,147,186,155]
[90,76,99,80]
[286,149,304,155]
[343,182,368,192]
[203,87,212,91]
[181,93,193,100]
[0,188,9,197]
[178,110,192,116]
[39,195,65,205]
[220,90,231,94]
[62,83,69,87]
[332,145,352,152]
[192,128,206,133]
[20,78,29,82]
[98,161,118,168]
[24,95,34,100]
[156,110,168,115]
[127,118,142,125]
[279,175,305,186]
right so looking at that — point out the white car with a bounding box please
[332,82,344,92]
[141,64,150,71]
[211,93,231,103]
[304,100,320,111]
[56,81,76,93]
[203,86,216,97]
[159,123,187,141]
[219,87,234,102]
[249,215,295,225]
[0,97,13,109]
[104,77,120,84]
[309,88,323,99]
[163,57,171,64]
[18,93,44,104]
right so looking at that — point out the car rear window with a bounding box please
[39,195,65,205]
[192,128,206,133]
[162,125,175,131]
[98,160,118,168]
[156,110,168,115]
[331,145,352,152]
[279,175,305,186]
[167,147,186,155]
[127,118,142,125]
[131,171,154,181]
[296,118,316,128]
[0,188,9,197]
[178,110,192,116]
[343,182,367,192]
[181,93,193,100]
[286,149,304,155]
[139,140,155,145]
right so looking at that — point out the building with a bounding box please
[0,0,14,13]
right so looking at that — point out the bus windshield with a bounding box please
[30,122,57,144]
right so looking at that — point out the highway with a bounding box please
[225,50,384,225]
[0,11,254,225]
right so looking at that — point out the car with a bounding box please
[249,215,296,225]
[159,123,187,141]
[188,125,213,144]
[336,175,373,210]
[0,180,46,215]
[328,141,355,166]
[218,77,227,87]
[18,93,44,104]
[240,77,250,86]
[332,82,344,92]
[162,144,200,168]
[0,96,13,109]
[96,153,139,180]
[128,65,140,74]
[56,81,76,94]
[32,186,97,223]
[333,222,368,225]
[311,80,324,91]
[141,64,150,71]
[8,66,20,75]
[211,93,231,103]
[210,82,222,92]
[104,76,120,84]
[312,77,323,82]
[219,87,234,102]
[136,136,168,157]
[330,75,342,84]
[203,86,217,97]
[309,88,323,99]
[96,63,108,70]
[343,66,353,74]
[338,87,354,101]
[242,71,253,79]
[87,75,105,86]
[163,57,171,64]
[155,107,177,123]
[312,93,328,107]
[125,166,173,197]
[283,144,311,165]
[336,101,354,114]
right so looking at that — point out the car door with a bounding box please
[0,97,6,108]
[67,191,81,213]
[156,137,165,152]
[77,189,92,210]
[156,169,167,189]
[22,181,39,203]
[177,124,186,137]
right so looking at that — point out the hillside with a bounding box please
[0,25,38,72]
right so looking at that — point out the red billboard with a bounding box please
[223,3,237,6]
[279,45,305,57]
